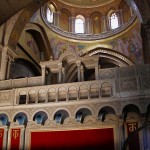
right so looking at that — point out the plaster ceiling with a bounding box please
[58,0,116,8]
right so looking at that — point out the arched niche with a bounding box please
[98,106,116,122]
[0,114,9,126]
[90,12,102,34]
[75,108,92,123]
[14,112,28,125]
[122,104,141,120]
[60,9,71,32]
[54,109,69,124]
[33,111,48,125]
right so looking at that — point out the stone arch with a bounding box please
[24,23,52,60]
[12,111,29,123]
[90,12,102,34]
[7,0,48,51]
[60,9,71,32]
[53,109,70,124]
[84,47,134,66]
[52,108,71,120]
[75,108,92,123]
[0,113,9,126]
[14,112,28,125]
[33,111,48,125]
[122,104,141,120]
[98,106,116,122]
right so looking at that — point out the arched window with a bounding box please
[110,12,119,29]
[47,8,53,23]
[75,15,85,33]
[46,4,55,23]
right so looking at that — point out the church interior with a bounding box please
[0,0,150,149]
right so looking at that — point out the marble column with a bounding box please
[54,11,61,27]
[76,60,81,82]
[80,65,84,81]
[62,67,66,83]
[6,56,14,80]
[58,63,62,84]
[70,16,75,33]
[101,15,109,32]
[118,9,124,26]
[41,66,46,85]
[85,18,90,34]
[0,47,9,80]
[94,57,99,80]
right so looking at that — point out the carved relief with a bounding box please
[0,90,14,103]
[120,77,137,91]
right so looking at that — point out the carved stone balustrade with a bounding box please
[0,76,42,90]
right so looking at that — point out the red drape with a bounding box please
[0,128,4,150]
[10,128,21,150]
[31,128,115,150]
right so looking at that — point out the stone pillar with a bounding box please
[0,47,9,80]
[118,120,124,149]
[80,65,84,81]
[101,15,109,32]
[76,61,81,82]
[58,63,62,84]
[85,18,90,34]
[62,67,66,83]
[118,9,124,26]
[70,16,75,33]
[94,56,99,80]
[41,66,46,85]
[6,56,14,80]
[54,11,61,27]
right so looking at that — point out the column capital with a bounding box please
[76,60,81,65]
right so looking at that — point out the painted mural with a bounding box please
[109,29,143,63]
[26,32,41,59]
[50,38,85,59]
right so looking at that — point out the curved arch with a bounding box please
[47,1,57,12]
[105,7,116,17]
[0,113,9,126]
[98,106,116,121]
[75,15,85,34]
[84,47,134,66]
[14,112,28,125]
[33,111,48,125]
[125,0,143,23]
[53,109,69,124]
[24,23,52,60]
[74,106,94,117]
[52,108,71,120]
[122,104,141,120]
[75,108,92,123]
[90,12,102,34]
[8,0,48,51]
[60,9,71,32]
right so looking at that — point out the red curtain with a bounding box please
[0,128,4,150]
[31,128,115,150]
[10,128,21,150]
[126,122,140,150]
